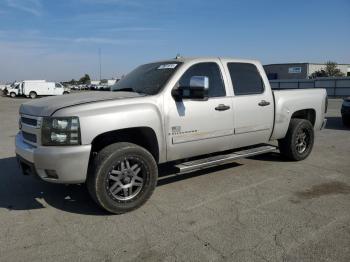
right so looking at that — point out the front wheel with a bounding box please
[278,118,314,161]
[87,142,158,214]
[10,92,16,98]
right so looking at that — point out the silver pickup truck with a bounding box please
[16,57,328,214]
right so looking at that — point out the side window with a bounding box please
[227,63,264,95]
[55,83,62,88]
[178,62,226,97]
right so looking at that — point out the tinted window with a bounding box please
[55,83,62,88]
[227,63,264,95]
[178,63,226,97]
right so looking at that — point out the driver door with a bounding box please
[165,61,234,161]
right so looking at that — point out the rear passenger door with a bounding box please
[223,61,274,148]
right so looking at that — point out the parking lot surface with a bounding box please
[0,95,349,262]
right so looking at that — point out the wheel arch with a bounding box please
[291,108,316,126]
[90,127,160,163]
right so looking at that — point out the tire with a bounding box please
[87,142,158,214]
[342,116,350,127]
[278,118,314,161]
[29,91,37,99]
[63,91,69,95]
[10,92,16,98]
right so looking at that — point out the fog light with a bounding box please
[45,169,58,179]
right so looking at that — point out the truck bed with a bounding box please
[271,88,327,140]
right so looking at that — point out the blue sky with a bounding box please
[0,0,349,82]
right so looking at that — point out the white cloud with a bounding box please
[5,0,42,16]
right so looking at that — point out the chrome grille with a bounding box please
[21,117,37,126]
[22,131,37,143]
[20,114,42,146]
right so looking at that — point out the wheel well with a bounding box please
[291,109,316,126]
[90,127,159,162]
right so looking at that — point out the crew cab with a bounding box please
[15,57,328,214]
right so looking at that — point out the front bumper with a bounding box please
[15,132,91,184]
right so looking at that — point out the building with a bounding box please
[264,63,350,80]
[90,80,100,85]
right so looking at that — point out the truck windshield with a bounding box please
[112,61,182,95]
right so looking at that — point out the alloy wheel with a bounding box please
[295,128,310,154]
[106,158,145,201]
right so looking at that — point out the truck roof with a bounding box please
[153,57,261,65]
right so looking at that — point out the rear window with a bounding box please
[227,63,264,95]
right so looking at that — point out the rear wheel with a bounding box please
[29,91,37,99]
[278,118,314,161]
[10,92,16,98]
[342,115,350,127]
[87,142,158,214]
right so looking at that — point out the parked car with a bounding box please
[16,57,327,214]
[341,97,350,127]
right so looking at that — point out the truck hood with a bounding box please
[19,91,143,116]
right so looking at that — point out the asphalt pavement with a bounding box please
[0,95,349,262]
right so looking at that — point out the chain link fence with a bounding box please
[270,77,350,96]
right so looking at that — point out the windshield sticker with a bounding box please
[158,64,177,69]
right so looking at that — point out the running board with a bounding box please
[175,145,277,174]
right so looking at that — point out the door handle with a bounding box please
[258,100,270,106]
[215,104,230,111]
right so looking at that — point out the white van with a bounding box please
[8,80,70,98]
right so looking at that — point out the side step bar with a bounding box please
[175,145,277,174]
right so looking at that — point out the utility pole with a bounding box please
[99,48,102,81]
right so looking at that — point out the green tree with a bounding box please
[79,74,91,84]
[324,61,345,77]
[310,61,345,78]
[67,79,77,85]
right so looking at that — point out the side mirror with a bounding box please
[172,76,209,101]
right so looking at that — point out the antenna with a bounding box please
[99,48,102,81]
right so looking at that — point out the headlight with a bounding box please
[42,117,81,146]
